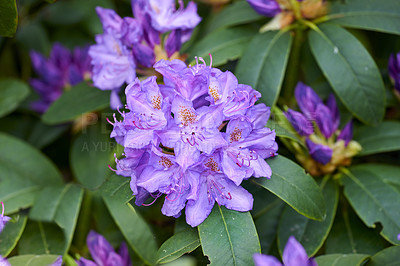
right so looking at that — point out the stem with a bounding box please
[289,0,302,20]
[73,190,93,250]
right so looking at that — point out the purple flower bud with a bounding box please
[337,120,353,146]
[306,139,332,165]
[0,202,11,234]
[388,53,400,93]
[294,82,323,120]
[165,30,182,58]
[246,0,281,17]
[95,7,125,38]
[315,103,335,138]
[326,94,340,132]
[285,109,314,136]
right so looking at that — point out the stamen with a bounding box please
[209,53,213,68]
[106,117,114,125]
[108,164,117,172]
[142,196,160,206]
[1,201,4,217]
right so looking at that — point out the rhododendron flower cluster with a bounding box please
[109,57,278,227]
[30,43,91,113]
[89,0,201,108]
[284,82,361,176]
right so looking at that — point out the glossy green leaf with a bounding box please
[157,228,200,264]
[342,167,400,244]
[0,133,63,214]
[198,205,260,266]
[278,179,338,256]
[350,164,400,187]
[326,208,387,255]
[188,27,257,67]
[236,30,292,107]
[29,184,83,254]
[266,120,302,145]
[0,0,17,37]
[329,0,400,35]
[0,79,30,118]
[0,213,28,256]
[254,156,326,221]
[8,255,60,266]
[18,221,65,255]
[101,176,158,265]
[71,124,114,189]
[315,254,370,266]
[354,121,400,156]
[205,1,264,32]
[42,82,110,125]
[367,246,400,266]
[308,24,385,125]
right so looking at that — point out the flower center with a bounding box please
[178,105,197,126]
[229,127,242,143]
[159,156,173,169]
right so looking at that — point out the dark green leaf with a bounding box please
[278,179,338,256]
[101,176,158,265]
[0,133,63,214]
[350,164,400,187]
[0,0,17,37]
[354,121,400,156]
[0,79,30,118]
[188,27,257,67]
[236,31,292,107]
[198,205,260,266]
[254,156,326,221]
[367,246,400,266]
[329,0,400,35]
[0,213,28,256]
[16,23,50,54]
[42,82,110,125]
[343,167,400,244]
[308,24,385,125]
[205,1,264,32]
[8,254,60,266]
[315,254,370,266]
[71,124,115,189]
[266,120,302,145]
[26,121,68,149]
[156,228,200,264]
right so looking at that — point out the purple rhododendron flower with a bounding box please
[0,202,11,233]
[284,109,313,136]
[77,230,131,266]
[246,0,281,17]
[30,43,91,113]
[388,52,400,93]
[109,57,278,227]
[306,139,332,165]
[253,236,317,266]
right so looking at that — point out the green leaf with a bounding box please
[349,164,400,187]
[101,176,158,265]
[26,121,68,149]
[71,124,114,189]
[0,79,30,118]
[8,254,60,266]
[0,0,17,37]
[205,1,264,32]
[156,228,200,264]
[188,27,257,67]
[315,254,370,266]
[278,179,338,256]
[42,82,110,125]
[329,0,400,35]
[235,31,293,107]
[367,246,400,266]
[28,184,83,255]
[354,121,400,156]
[308,23,385,125]
[18,221,65,255]
[343,166,400,244]
[198,205,260,266]
[0,213,28,256]
[253,156,326,221]
[0,133,63,214]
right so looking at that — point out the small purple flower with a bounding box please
[306,139,332,165]
[0,202,11,233]
[388,52,400,93]
[284,109,313,136]
[315,103,335,138]
[77,231,131,266]
[337,120,353,146]
[294,82,323,120]
[247,0,281,17]
[253,236,317,266]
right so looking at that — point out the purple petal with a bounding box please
[105,252,125,266]
[326,94,340,132]
[96,7,124,37]
[282,236,310,266]
[49,256,63,266]
[284,109,313,136]
[124,129,154,149]
[0,256,11,266]
[118,243,132,266]
[132,42,155,68]
[217,176,253,212]
[175,141,200,171]
[253,253,282,266]
[162,189,189,217]
[165,30,182,57]
[77,258,97,266]
[185,179,215,227]
[86,230,114,266]
[337,120,353,146]
[294,82,323,120]
[110,89,122,110]
[246,103,271,129]
[315,104,335,138]
[246,0,281,17]
[306,139,332,165]
[137,166,175,193]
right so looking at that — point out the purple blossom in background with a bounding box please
[0,202,11,233]
[109,57,278,227]
[388,52,400,94]
[77,230,131,266]
[253,236,317,266]
[246,0,281,17]
[30,43,91,113]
